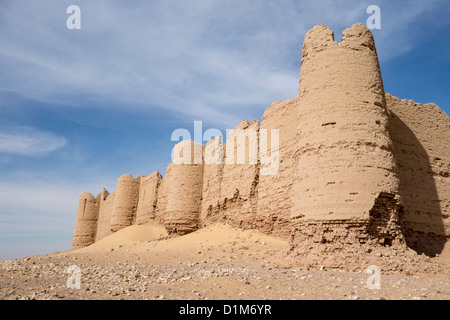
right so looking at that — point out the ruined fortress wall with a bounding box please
[72,192,99,249]
[110,174,141,233]
[291,23,400,221]
[135,171,162,225]
[95,189,115,242]
[256,98,299,237]
[214,120,260,228]
[72,23,450,254]
[200,138,224,225]
[154,166,171,225]
[164,141,204,234]
[386,93,450,237]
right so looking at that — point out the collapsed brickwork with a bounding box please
[72,23,450,259]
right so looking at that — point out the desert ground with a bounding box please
[1,222,449,300]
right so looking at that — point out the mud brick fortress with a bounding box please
[72,24,450,260]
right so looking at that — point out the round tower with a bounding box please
[72,192,99,249]
[110,174,140,232]
[165,140,204,234]
[291,24,400,222]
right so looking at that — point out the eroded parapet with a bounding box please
[136,171,162,225]
[95,189,115,242]
[164,140,204,234]
[72,192,99,249]
[291,23,400,222]
[110,174,141,232]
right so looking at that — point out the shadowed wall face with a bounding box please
[291,24,400,221]
[387,94,450,256]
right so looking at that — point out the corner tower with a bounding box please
[290,24,402,247]
[72,192,99,249]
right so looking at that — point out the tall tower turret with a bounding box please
[291,24,402,246]
[164,140,204,234]
[110,174,141,232]
[72,192,99,249]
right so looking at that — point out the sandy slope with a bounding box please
[74,222,168,253]
[1,223,449,300]
[71,222,289,268]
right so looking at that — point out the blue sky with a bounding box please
[0,0,449,259]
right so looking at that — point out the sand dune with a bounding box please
[148,223,287,251]
[2,222,449,300]
[74,222,287,256]
[75,221,168,253]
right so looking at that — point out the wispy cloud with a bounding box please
[0,126,67,156]
[2,0,443,125]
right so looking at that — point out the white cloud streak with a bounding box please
[1,0,444,126]
[0,126,67,156]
